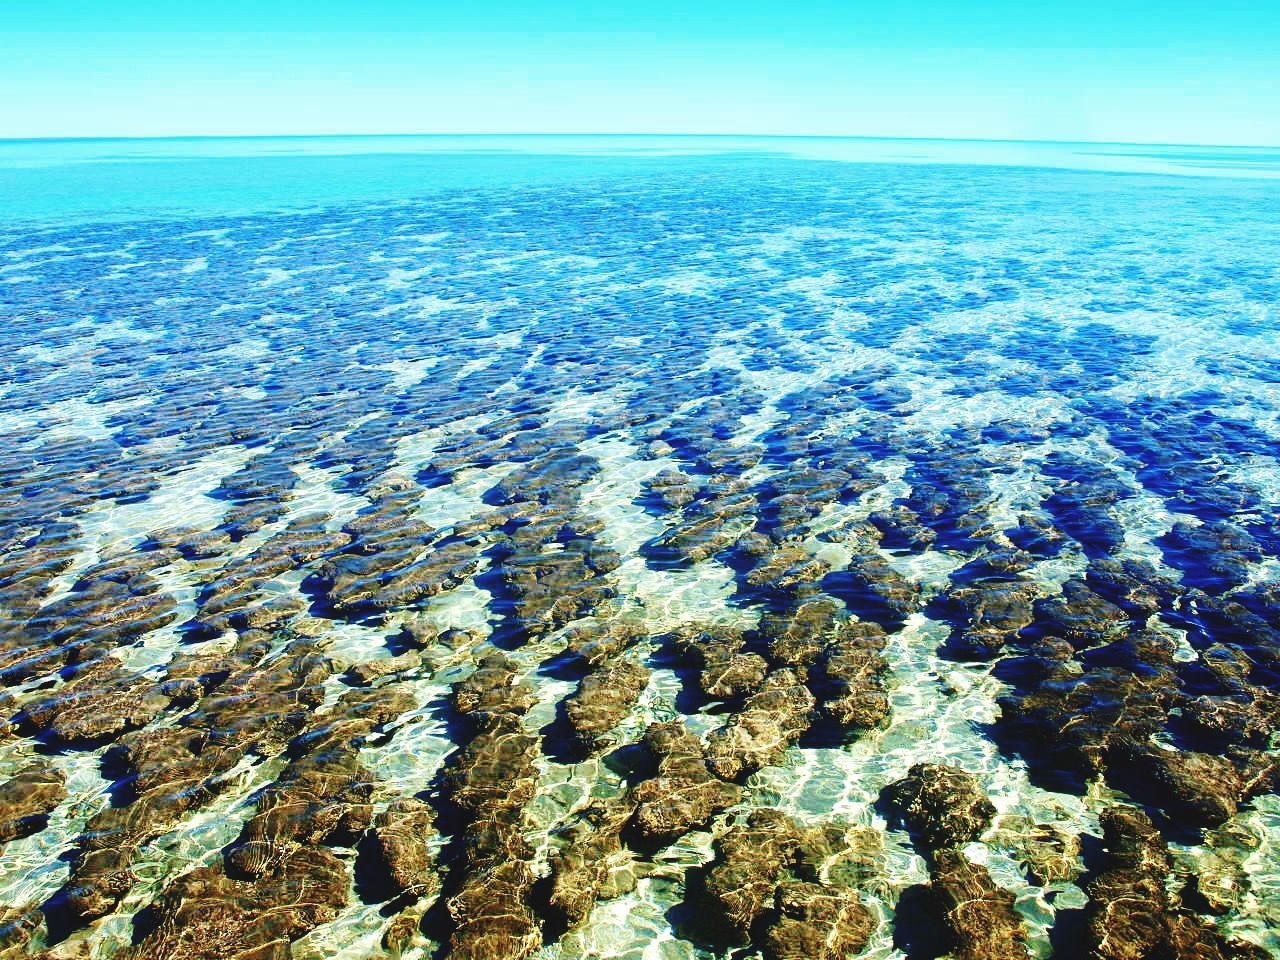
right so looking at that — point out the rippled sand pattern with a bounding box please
[1,160,1279,960]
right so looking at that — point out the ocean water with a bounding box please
[0,136,1278,960]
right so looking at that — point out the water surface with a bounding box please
[0,138,1278,959]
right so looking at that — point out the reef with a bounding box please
[693,808,878,958]
[1083,807,1266,960]
[704,669,815,780]
[883,763,996,851]
[628,720,741,845]
[913,850,1030,960]
[0,152,1277,960]
[564,657,649,750]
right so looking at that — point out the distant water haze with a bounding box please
[2,135,1279,224]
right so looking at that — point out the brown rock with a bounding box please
[370,799,438,899]
[819,627,891,730]
[21,659,170,744]
[546,799,637,929]
[704,669,814,780]
[764,880,876,960]
[345,650,422,686]
[564,658,648,750]
[1083,806,1262,960]
[446,860,541,960]
[883,763,995,851]
[627,721,740,845]
[443,715,539,815]
[703,808,801,944]
[670,624,767,700]
[1113,741,1244,827]
[452,653,535,728]
[993,816,1080,885]
[924,851,1029,960]
[0,762,65,843]
[118,848,349,960]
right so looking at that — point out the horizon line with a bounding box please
[2,132,1279,151]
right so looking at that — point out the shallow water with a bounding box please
[1,141,1279,959]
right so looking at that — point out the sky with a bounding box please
[3,1,1279,145]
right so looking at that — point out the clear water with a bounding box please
[0,137,1278,959]
[3,134,1279,224]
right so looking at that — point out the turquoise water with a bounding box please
[2,134,1279,223]
[0,137,1278,959]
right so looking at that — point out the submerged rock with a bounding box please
[1034,579,1130,649]
[844,552,922,622]
[868,504,936,550]
[1162,521,1261,594]
[627,721,740,845]
[440,646,544,960]
[670,624,767,700]
[992,815,1080,886]
[945,577,1041,657]
[496,540,617,638]
[225,694,411,880]
[920,851,1030,960]
[1182,694,1275,748]
[745,545,831,594]
[57,641,340,923]
[765,880,876,960]
[546,799,637,929]
[564,658,648,750]
[443,714,539,815]
[704,669,815,780]
[1111,740,1244,827]
[646,469,698,510]
[650,510,753,564]
[0,905,42,956]
[20,659,171,744]
[795,821,885,890]
[345,649,423,686]
[758,597,850,668]
[996,659,1176,782]
[452,653,536,728]
[703,808,801,944]
[9,570,179,683]
[0,761,65,843]
[1085,556,1182,618]
[702,649,770,701]
[369,799,438,899]
[883,763,995,851]
[446,860,541,960]
[118,847,349,960]
[1186,850,1250,917]
[561,619,645,668]
[1083,806,1262,960]
[816,623,891,730]
[321,515,482,614]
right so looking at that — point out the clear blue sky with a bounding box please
[3,1,1278,144]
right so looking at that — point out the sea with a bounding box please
[0,135,1277,959]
